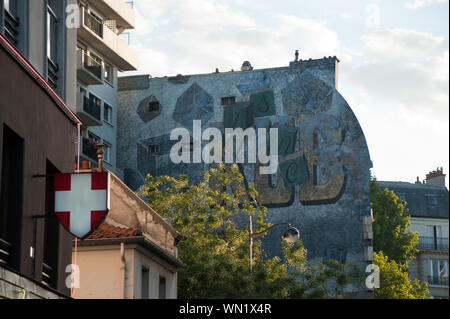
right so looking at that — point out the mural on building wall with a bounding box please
[117,59,372,269]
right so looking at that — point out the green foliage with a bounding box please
[374,252,428,299]
[370,175,419,265]
[370,173,429,299]
[139,164,363,298]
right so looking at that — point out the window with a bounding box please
[149,101,160,112]
[221,96,236,106]
[425,194,438,207]
[141,267,149,299]
[429,260,448,286]
[43,160,60,288]
[4,0,17,13]
[0,125,24,271]
[149,144,159,155]
[104,63,113,85]
[46,1,58,63]
[104,103,113,124]
[159,276,166,299]
[103,141,111,164]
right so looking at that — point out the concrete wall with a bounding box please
[116,57,373,289]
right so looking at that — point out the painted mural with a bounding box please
[117,58,372,272]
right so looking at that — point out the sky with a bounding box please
[122,0,449,187]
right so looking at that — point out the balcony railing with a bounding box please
[84,10,103,38]
[417,237,449,251]
[41,262,55,287]
[47,58,59,89]
[82,96,101,121]
[3,9,19,45]
[83,53,103,80]
[0,238,12,265]
[428,275,449,287]
[82,138,99,161]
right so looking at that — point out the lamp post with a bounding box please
[248,215,300,272]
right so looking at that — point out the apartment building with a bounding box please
[1,0,80,298]
[379,168,449,299]
[75,0,138,175]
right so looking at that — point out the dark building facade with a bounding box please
[0,32,80,298]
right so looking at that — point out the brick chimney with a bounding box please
[425,167,446,187]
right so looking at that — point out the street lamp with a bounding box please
[248,215,300,271]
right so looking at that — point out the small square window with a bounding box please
[149,144,159,155]
[221,97,236,106]
[149,101,160,112]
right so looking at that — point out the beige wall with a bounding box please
[72,244,177,299]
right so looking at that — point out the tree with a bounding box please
[370,175,418,265]
[370,174,429,298]
[138,164,362,298]
[374,252,428,299]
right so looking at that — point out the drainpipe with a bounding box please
[120,242,126,299]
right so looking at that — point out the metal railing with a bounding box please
[3,9,19,45]
[41,262,54,287]
[82,96,101,121]
[417,237,449,251]
[82,137,99,161]
[83,53,103,80]
[84,10,103,38]
[47,58,59,89]
[0,238,12,265]
[428,275,449,286]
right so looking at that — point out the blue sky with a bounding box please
[124,0,449,186]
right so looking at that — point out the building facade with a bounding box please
[379,169,449,299]
[117,56,373,295]
[1,0,80,297]
[72,172,184,299]
[75,0,138,175]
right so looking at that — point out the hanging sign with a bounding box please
[54,172,110,239]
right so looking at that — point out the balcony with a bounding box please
[417,237,449,251]
[3,9,19,45]
[84,0,135,29]
[428,275,449,287]
[76,93,102,127]
[77,50,103,85]
[82,137,99,162]
[78,6,138,71]
[0,238,12,266]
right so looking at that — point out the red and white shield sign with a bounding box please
[54,172,110,239]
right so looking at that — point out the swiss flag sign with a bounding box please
[54,172,110,239]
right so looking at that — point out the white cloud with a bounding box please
[362,28,446,59]
[405,0,448,9]
[347,29,448,116]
